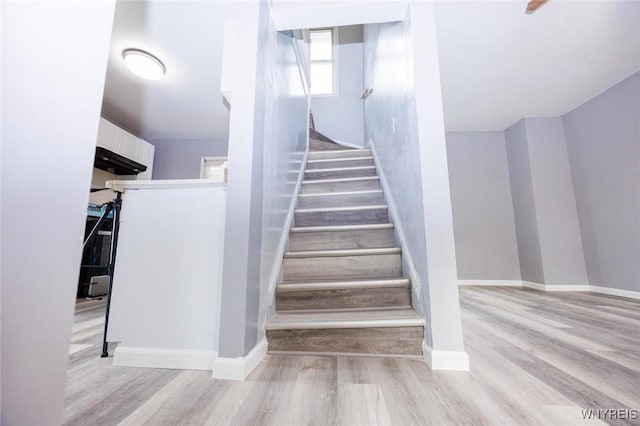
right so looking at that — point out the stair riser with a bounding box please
[310,139,351,151]
[305,158,374,170]
[300,179,380,194]
[308,150,371,160]
[276,287,411,311]
[295,208,388,227]
[297,191,384,209]
[289,228,395,251]
[305,168,376,180]
[267,326,423,356]
[283,253,402,281]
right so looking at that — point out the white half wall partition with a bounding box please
[215,0,309,380]
[106,180,226,370]
[363,3,467,370]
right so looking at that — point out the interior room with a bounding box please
[2,1,639,425]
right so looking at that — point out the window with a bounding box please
[200,156,228,182]
[310,28,337,96]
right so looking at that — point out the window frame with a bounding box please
[309,27,339,97]
[200,156,228,181]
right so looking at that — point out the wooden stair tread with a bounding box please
[290,223,393,233]
[284,247,401,258]
[277,277,410,292]
[302,176,379,185]
[297,189,382,198]
[306,156,373,164]
[295,204,387,213]
[266,308,423,330]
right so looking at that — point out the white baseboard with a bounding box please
[589,285,640,300]
[369,141,424,316]
[523,282,590,292]
[266,148,309,298]
[112,346,215,371]
[422,341,469,371]
[458,280,522,287]
[459,279,640,300]
[211,338,268,381]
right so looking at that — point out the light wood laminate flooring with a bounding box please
[64,287,640,425]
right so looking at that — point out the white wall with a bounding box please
[563,71,640,293]
[1,1,115,424]
[150,139,228,179]
[505,120,545,283]
[217,2,308,359]
[505,118,589,286]
[363,3,466,357]
[311,25,365,145]
[107,183,226,369]
[446,131,520,280]
[525,118,588,286]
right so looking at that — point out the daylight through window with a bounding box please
[310,28,336,95]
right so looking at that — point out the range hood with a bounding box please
[94,147,147,175]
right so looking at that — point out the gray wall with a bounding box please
[524,117,588,286]
[563,71,640,292]
[150,139,228,179]
[1,2,115,424]
[505,119,545,283]
[311,25,365,146]
[363,2,466,354]
[504,118,589,286]
[446,131,520,280]
[217,3,308,358]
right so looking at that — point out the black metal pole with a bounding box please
[82,203,113,254]
[101,192,123,358]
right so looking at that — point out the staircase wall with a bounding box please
[218,1,309,359]
[362,3,466,357]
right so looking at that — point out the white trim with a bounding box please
[369,140,424,316]
[112,346,216,371]
[211,338,268,381]
[271,3,408,32]
[422,341,470,371]
[458,280,522,287]
[458,280,640,300]
[106,179,226,192]
[589,285,640,300]
[523,282,591,292]
[266,148,309,299]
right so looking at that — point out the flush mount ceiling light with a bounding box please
[122,48,166,80]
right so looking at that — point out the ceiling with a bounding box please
[101,0,235,143]
[435,0,640,131]
[102,1,640,142]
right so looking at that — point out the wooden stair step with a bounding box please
[266,308,423,329]
[300,176,380,194]
[282,248,402,281]
[266,309,424,356]
[304,166,377,180]
[309,138,351,151]
[308,148,371,160]
[294,205,388,227]
[276,278,411,311]
[289,223,395,251]
[305,156,374,170]
[297,189,384,209]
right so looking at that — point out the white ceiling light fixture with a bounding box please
[122,48,166,80]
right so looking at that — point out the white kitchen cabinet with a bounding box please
[96,118,155,179]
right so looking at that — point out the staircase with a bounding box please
[265,146,424,358]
